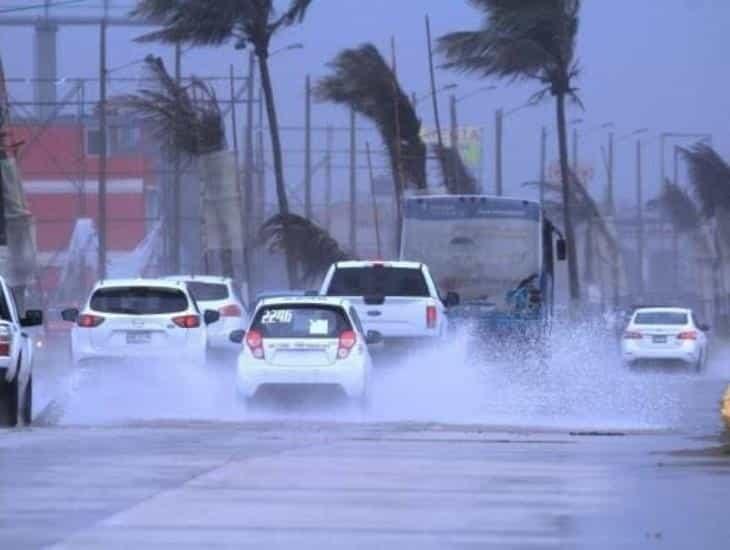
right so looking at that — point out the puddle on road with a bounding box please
[36,323,730,433]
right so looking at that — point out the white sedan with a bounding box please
[232,296,377,408]
[621,307,709,371]
[63,279,220,368]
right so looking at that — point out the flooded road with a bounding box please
[2,331,729,549]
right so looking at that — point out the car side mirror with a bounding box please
[204,310,220,325]
[444,291,460,308]
[61,308,79,322]
[556,238,567,261]
[21,309,44,327]
[366,330,383,345]
[229,329,246,344]
[699,323,710,332]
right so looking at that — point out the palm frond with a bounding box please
[646,179,700,233]
[680,143,730,218]
[117,56,224,157]
[132,0,240,45]
[259,213,353,281]
[315,43,427,191]
[437,0,580,97]
[432,144,477,194]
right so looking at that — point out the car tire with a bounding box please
[22,376,33,426]
[0,371,19,427]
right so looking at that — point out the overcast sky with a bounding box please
[1,0,728,211]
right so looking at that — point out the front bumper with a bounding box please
[236,360,367,399]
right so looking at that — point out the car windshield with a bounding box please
[186,282,229,302]
[634,311,688,325]
[251,305,351,338]
[326,267,429,297]
[90,286,189,315]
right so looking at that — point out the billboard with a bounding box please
[421,126,483,176]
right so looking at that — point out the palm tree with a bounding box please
[438,0,583,303]
[433,144,478,194]
[646,180,701,235]
[259,213,351,285]
[315,44,428,200]
[681,143,730,327]
[132,0,314,286]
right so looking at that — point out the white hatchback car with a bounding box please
[232,297,376,407]
[63,279,220,367]
[166,275,247,349]
[621,307,709,370]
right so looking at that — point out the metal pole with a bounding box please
[672,144,680,290]
[244,53,255,250]
[349,109,357,255]
[366,142,382,258]
[256,88,265,227]
[539,125,546,206]
[97,16,108,279]
[304,74,312,219]
[425,15,447,187]
[606,132,614,214]
[494,108,503,196]
[325,125,333,231]
[636,139,644,298]
[172,41,181,273]
[77,79,87,217]
[572,126,578,174]
[450,94,458,189]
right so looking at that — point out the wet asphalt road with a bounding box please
[1,340,729,549]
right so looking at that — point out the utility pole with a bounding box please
[449,94,458,188]
[636,139,645,298]
[349,109,357,255]
[325,125,333,231]
[391,36,404,233]
[366,142,382,258]
[172,41,181,273]
[425,15,447,187]
[244,52,255,250]
[256,88,265,228]
[494,108,503,196]
[606,132,614,214]
[304,74,312,219]
[572,126,579,174]
[539,126,546,206]
[97,15,108,279]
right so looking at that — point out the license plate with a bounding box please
[126,331,152,344]
[652,335,667,344]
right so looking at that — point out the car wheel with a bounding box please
[22,376,33,426]
[0,372,19,427]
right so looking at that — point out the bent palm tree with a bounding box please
[259,213,351,285]
[646,180,701,234]
[439,0,583,302]
[315,43,428,197]
[132,0,314,286]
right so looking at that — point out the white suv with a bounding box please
[621,307,709,371]
[232,296,374,407]
[166,275,247,349]
[63,279,220,367]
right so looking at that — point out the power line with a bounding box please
[0,0,87,14]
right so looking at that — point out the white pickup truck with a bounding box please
[319,261,459,346]
[0,276,43,426]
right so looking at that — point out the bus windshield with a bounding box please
[401,196,542,310]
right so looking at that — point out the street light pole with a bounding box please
[494,108,503,196]
[539,126,546,207]
[636,138,645,299]
[97,15,108,279]
[304,74,312,220]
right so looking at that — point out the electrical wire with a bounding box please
[0,0,88,14]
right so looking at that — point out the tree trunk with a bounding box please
[257,52,297,287]
[555,92,581,303]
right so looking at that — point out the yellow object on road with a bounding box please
[722,385,730,429]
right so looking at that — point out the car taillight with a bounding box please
[246,329,264,359]
[337,330,357,359]
[219,304,242,317]
[623,330,642,340]
[172,314,200,328]
[426,305,437,329]
[677,331,698,340]
[77,314,105,328]
[0,327,10,356]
